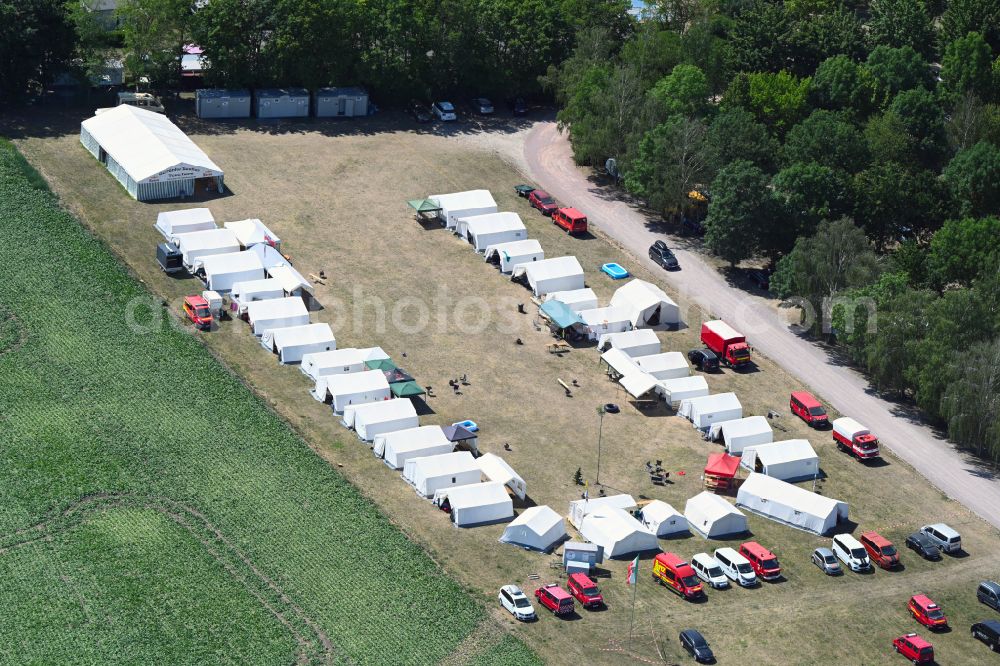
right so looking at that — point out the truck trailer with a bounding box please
[700,320,751,369]
[832,417,880,460]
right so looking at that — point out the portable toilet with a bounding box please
[254,88,310,119]
[195,89,251,118]
[313,87,369,118]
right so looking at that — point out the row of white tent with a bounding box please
[544,279,682,342]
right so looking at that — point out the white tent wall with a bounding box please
[569,494,638,529]
[597,329,661,358]
[224,219,281,249]
[655,376,709,406]
[231,278,284,314]
[474,453,526,500]
[736,473,848,535]
[609,279,681,327]
[514,257,585,296]
[353,398,418,441]
[80,106,223,201]
[154,208,215,238]
[639,500,689,537]
[578,307,633,340]
[600,347,640,377]
[200,250,265,292]
[434,482,514,527]
[677,392,743,429]
[171,229,241,268]
[403,451,480,497]
[706,415,774,454]
[246,297,310,335]
[260,323,335,364]
[428,190,498,229]
[577,508,659,559]
[634,352,689,380]
[741,439,820,482]
[683,492,749,539]
[300,348,366,380]
[376,425,453,469]
[544,288,598,313]
[499,506,567,552]
[484,239,544,273]
[322,370,390,411]
[457,212,527,251]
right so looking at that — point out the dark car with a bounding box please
[906,532,942,561]
[409,100,431,123]
[469,97,494,114]
[510,97,528,115]
[748,269,771,291]
[649,240,679,270]
[681,217,705,236]
[679,629,715,663]
[688,348,720,372]
[971,619,1000,652]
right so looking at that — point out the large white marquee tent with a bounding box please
[609,279,680,327]
[577,508,659,559]
[569,494,638,529]
[737,473,848,535]
[684,492,749,539]
[499,505,568,552]
[80,105,224,201]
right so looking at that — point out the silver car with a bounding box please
[812,547,842,575]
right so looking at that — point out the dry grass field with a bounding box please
[10,108,1000,665]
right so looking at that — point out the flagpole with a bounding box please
[628,557,638,653]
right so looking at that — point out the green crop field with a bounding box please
[0,140,537,665]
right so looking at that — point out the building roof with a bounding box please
[81,105,222,182]
[256,88,309,98]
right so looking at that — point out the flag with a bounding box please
[626,555,639,585]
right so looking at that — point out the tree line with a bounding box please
[1,0,631,103]
[547,0,1000,464]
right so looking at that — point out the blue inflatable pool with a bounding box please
[452,419,479,432]
[601,262,629,279]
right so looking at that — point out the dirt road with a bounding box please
[524,120,1000,530]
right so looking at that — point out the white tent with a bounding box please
[569,494,638,529]
[259,323,335,364]
[374,425,453,469]
[639,500,689,537]
[737,472,848,535]
[620,371,660,399]
[578,508,659,559]
[154,208,215,239]
[634,352,689,380]
[245,297,310,335]
[457,212,527,251]
[223,218,281,249]
[317,369,390,410]
[428,190,498,229]
[80,105,224,201]
[231,278,284,313]
[433,482,514,527]
[741,439,819,482]
[267,264,315,299]
[656,376,710,406]
[544,288,598,313]
[499,505,567,552]
[708,416,774,454]
[301,346,388,381]
[483,239,544,273]
[200,250,265,292]
[578,306,633,339]
[601,347,640,377]
[598,329,661,358]
[512,257,585,297]
[609,279,681,327]
[677,392,743,428]
[351,398,418,441]
[684,492,749,539]
[403,451,480,497]
[171,228,240,269]
[474,453,526,500]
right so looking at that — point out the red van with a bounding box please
[893,633,934,663]
[183,295,213,330]
[534,583,574,615]
[739,542,782,581]
[566,573,605,608]
[861,531,900,569]
[528,189,558,216]
[553,207,587,234]
[652,553,704,600]
[908,595,948,630]
[790,391,829,428]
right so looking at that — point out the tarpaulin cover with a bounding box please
[704,453,741,478]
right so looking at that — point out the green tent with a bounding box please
[407,199,442,222]
[540,299,583,329]
[365,358,398,372]
[391,380,426,398]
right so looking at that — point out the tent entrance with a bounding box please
[195,176,219,195]
[647,305,661,326]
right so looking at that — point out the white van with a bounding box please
[691,553,730,589]
[832,534,871,572]
[920,523,961,553]
[713,547,757,587]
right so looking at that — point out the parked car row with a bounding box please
[409,97,528,123]
[500,573,607,622]
[515,185,589,235]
